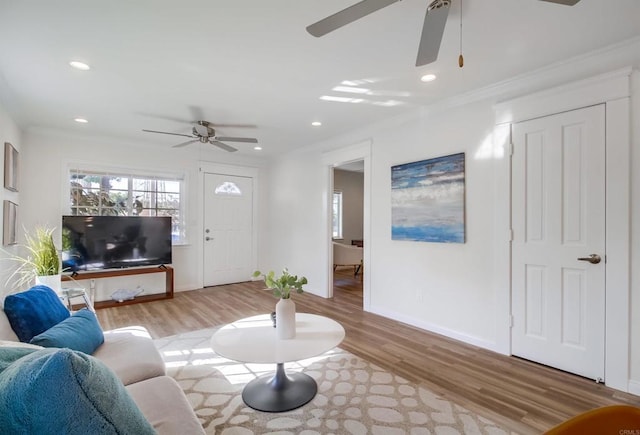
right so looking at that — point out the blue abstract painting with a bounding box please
[391,153,465,243]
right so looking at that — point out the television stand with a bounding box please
[61,266,174,309]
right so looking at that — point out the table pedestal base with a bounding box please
[242,362,317,412]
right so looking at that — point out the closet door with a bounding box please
[511,104,605,381]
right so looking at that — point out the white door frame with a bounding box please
[493,67,632,392]
[197,162,259,289]
[322,140,372,310]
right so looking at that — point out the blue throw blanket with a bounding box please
[0,347,156,435]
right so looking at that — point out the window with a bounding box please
[214,181,242,196]
[68,168,185,243]
[332,191,343,239]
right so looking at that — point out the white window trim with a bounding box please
[332,190,343,240]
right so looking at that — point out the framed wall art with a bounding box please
[4,142,18,192]
[3,200,17,246]
[391,152,465,243]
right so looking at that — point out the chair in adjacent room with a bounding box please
[332,242,363,276]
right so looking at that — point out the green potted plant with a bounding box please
[252,268,307,299]
[7,226,63,295]
[252,268,307,339]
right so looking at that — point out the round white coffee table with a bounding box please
[211,313,345,412]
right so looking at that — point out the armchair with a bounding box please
[332,242,363,276]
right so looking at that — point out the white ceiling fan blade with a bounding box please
[214,136,258,143]
[209,123,257,128]
[306,0,401,37]
[415,1,450,67]
[172,139,198,148]
[142,129,194,138]
[210,140,238,152]
[539,0,580,5]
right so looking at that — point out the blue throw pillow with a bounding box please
[30,309,104,355]
[3,285,70,342]
[0,347,156,435]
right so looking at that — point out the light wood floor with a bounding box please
[96,269,640,434]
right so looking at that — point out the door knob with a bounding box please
[205,236,212,241]
[577,254,601,264]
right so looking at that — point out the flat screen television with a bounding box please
[61,215,172,272]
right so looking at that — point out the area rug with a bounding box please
[155,328,511,434]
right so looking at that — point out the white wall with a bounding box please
[368,101,500,348]
[333,169,363,245]
[0,101,22,294]
[262,148,331,297]
[18,128,267,296]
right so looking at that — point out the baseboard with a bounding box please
[627,380,640,396]
[368,305,500,353]
[175,285,201,293]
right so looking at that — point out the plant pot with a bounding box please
[35,274,62,297]
[275,298,296,339]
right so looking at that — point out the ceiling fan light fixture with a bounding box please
[69,61,90,71]
[311,121,322,127]
[74,117,88,123]
[420,73,437,82]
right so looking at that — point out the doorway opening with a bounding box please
[332,162,364,301]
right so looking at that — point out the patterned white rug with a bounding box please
[154,328,511,434]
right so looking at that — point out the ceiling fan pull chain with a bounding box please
[458,0,464,68]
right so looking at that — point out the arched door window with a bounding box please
[214,181,242,196]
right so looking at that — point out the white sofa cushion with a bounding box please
[0,308,21,342]
[127,375,206,435]
[93,326,166,385]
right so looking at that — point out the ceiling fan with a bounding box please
[307,0,581,67]
[142,120,258,152]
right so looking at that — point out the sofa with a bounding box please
[0,285,205,434]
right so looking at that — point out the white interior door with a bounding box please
[203,173,253,287]
[511,104,605,381]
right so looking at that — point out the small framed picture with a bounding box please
[4,142,18,192]
[3,200,17,245]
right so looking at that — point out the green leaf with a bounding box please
[251,267,307,300]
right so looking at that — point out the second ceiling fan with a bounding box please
[307,0,581,67]
[143,120,258,153]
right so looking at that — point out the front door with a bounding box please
[511,104,605,381]
[203,172,254,287]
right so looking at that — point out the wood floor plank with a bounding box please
[95,270,640,433]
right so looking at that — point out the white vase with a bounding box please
[275,298,296,340]
[35,274,62,297]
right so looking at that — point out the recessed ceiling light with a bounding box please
[69,61,91,71]
[74,118,88,123]
[420,73,437,82]
[311,121,322,127]
[254,146,262,151]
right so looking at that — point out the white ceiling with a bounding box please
[0,0,638,156]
